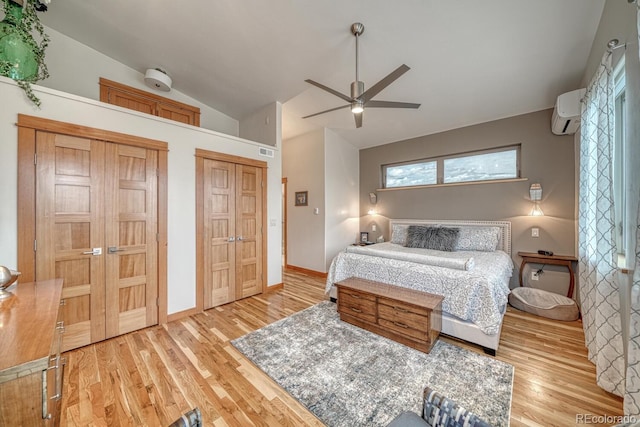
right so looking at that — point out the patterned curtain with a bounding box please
[623,3,640,415]
[578,52,625,397]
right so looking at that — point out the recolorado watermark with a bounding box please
[576,414,638,425]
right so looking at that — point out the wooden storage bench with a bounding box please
[335,277,443,353]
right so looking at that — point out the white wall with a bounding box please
[324,129,359,271]
[239,102,281,147]
[282,129,326,272]
[0,78,282,315]
[41,27,239,136]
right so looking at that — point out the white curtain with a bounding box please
[623,3,640,415]
[579,52,626,397]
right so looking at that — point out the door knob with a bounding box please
[82,248,102,256]
[108,246,125,254]
[228,236,235,242]
[237,236,243,241]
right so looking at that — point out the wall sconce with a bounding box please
[529,183,544,216]
[368,192,377,215]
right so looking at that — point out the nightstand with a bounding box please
[517,251,578,297]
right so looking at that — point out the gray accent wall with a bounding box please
[360,109,576,292]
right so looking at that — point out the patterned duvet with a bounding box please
[326,243,514,335]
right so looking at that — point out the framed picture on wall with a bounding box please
[295,191,308,206]
[360,232,369,243]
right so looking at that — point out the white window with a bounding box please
[382,145,520,189]
[613,57,626,265]
[384,160,437,188]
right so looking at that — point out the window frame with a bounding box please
[381,144,521,189]
[612,56,626,265]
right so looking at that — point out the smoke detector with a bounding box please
[144,68,172,92]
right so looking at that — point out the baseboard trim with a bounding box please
[285,264,328,278]
[265,283,284,292]
[167,306,200,323]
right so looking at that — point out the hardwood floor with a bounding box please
[59,270,623,426]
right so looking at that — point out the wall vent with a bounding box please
[259,147,274,158]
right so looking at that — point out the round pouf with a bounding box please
[509,287,579,321]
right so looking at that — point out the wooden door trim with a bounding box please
[261,167,268,294]
[17,115,169,325]
[194,156,204,314]
[17,126,36,282]
[282,177,287,270]
[17,114,169,152]
[195,148,267,169]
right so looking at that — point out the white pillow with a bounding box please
[454,226,501,252]
[390,224,409,245]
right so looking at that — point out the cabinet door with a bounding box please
[107,88,157,116]
[0,371,48,426]
[235,165,263,299]
[104,144,159,338]
[36,132,106,351]
[203,159,236,308]
[157,103,200,126]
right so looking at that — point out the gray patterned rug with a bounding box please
[231,301,513,427]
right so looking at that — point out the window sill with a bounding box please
[377,177,529,192]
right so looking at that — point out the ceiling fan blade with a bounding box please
[302,104,350,119]
[365,100,421,109]
[305,79,352,103]
[360,64,410,103]
[354,112,363,128]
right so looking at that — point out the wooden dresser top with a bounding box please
[0,279,63,374]
[335,277,443,309]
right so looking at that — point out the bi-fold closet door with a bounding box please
[197,151,266,309]
[35,131,159,352]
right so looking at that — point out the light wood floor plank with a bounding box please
[59,270,622,426]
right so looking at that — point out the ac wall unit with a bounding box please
[551,88,585,135]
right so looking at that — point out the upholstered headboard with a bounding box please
[388,219,512,256]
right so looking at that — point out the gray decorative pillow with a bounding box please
[390,224,409,245]
[405,226,460,252]
[454,226,501,252]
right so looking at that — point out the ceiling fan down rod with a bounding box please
[351,23,365,99]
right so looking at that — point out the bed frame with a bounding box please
[329,219,512,356]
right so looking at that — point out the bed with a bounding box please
[325,219,513,355]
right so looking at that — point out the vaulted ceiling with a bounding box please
[40,0,605,149]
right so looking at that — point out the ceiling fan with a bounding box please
[303,22,420,128]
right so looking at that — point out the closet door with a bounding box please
[36,132,106,351]
[203,159,236,308]
[104,144,158,338]
[235,165,263,299]
[35,133,159,351]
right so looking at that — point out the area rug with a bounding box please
[231,301,513,427]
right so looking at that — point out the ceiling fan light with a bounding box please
[351,100,364,114]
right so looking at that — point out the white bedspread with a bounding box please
[326,244,513,335]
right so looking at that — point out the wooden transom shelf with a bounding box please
[335,277,443,353]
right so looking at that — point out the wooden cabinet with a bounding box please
[0,279,64,425]
[196,150,268,309]
[100,77,201,127]
[336,277,443,353]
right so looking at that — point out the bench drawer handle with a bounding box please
[350,307,362,313]
[393,321,409,329]
[394,306,409,313]
[349,293,361,299]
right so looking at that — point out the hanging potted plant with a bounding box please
[0,0,50,106]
